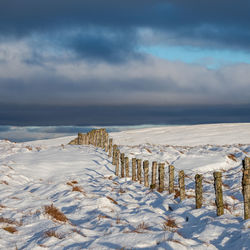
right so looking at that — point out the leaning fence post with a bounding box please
[132,158,137,181]
[242,157,250,220]
[112,144,117,165]
[143,160,149,187]
[125,157,129,177]
[195,174,203,209]
[158,163,165,192]
[178,170,185,201]
[169,165,175,194]
[115,150,120,176]
[150,161,157,189]
[137,159,142,184]
[120,153,125,178]
[213,171,224,216]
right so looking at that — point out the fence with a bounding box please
[69,129,250,220]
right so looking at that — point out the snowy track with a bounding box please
[0,124,250,249]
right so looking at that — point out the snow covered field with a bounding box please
[0,123,250,249]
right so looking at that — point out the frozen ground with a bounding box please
[0,123,250,249]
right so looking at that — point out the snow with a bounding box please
[0,123,250,249]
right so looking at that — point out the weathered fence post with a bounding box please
[115,149,120,176]
[108,138,113,157]
[143,160,149,187]
[158,163,165,192]
[104,132,109,152]
[112,144,117,165]
[178,170,185,201]
[132,158,137,181]
[125,157,129,177]
[195,174,203,209]
[242,157,250,220]
[77,133,83,145]
[137,159,142,184]
[150,161,157,189]
[169,165,175,194]
[213,171,224,216]
[120,153,125,178]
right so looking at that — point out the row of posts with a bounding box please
[111,142,250,220]
[71,129,250,220]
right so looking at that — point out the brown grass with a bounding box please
[106,196,118,205]
[98,214,110,220]
[145,148,152,153]
[72,186,82,192]
[227,154,237,162]
[174,189,180,199]
[0,180,8,185]
[71,228,86,237]
[124,222,149,233]
[118,188,126,194]
[44,204,68,223]
[0,217,22,226]
[25,146,32,151]
[162,218,179,231]
[0,204,6,209]
[3,226,17,234]
[44,230,64,239]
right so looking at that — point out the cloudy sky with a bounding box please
[0,0,250,125]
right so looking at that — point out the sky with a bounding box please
[0,0,250,125]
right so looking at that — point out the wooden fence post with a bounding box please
[112,145,117,165]
[104,132,109,152]
[143,160,149,187]
[132,158,137,181]
[150,161,157,189]
[120,153,125,178]
[195,174,203,209]
[158,163,165,192]
[169,165,175,194]
[125,157,129,177]
[178,170,185,201]
[115,150,120,176]
[213,172,224,216]
[242,157,250,220]
[108,138,113,157]
[137,159,142,184]
[77,133,82,145]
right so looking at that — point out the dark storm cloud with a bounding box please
[0,0,250,59]
[1,104,250,127]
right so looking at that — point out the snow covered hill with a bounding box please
[0,124,250,249]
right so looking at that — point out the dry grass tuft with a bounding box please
[72,186,82,192]
[71,180,78,184]
[25,146,32,151]
[118,188,126,194]
[174,189,180,199]
[71,228,86,237]
[227,154,237,162]
[3,226,17,234]
[98,214,110,220]
[136,222,149,230]
[0,217,22,226]
[44,230,64,239]
[0,180,8,185]
[162,218,179,231]
[106,196,118,205]
[0,204,6,209]
[145,148,152,153]
[44,204,68,223]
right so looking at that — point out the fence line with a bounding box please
[69,129,250,220]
